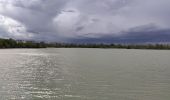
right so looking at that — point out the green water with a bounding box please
[0,48,169,100]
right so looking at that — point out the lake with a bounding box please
[0,48,169,100]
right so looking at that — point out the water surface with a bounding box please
[0,48,169,100]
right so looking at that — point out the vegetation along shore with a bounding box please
[0,38,170,50]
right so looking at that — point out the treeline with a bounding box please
[0,38,170,50]
[0,38,46,48]
[48,43,170,50]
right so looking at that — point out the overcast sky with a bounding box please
[0,0,170,42]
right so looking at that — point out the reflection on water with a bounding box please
[0,49,170,100]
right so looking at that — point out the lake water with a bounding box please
[0,48,169,100]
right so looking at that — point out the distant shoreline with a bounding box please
[0,38,170,50]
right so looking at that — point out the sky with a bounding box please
[0,0,170,43]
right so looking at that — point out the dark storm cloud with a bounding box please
[68,30,170,44]
[0,0,70,40]
[0,0,170,42]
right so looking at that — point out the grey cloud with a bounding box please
[0,0,169,42]
[0,0,69,39]
[76,26,84,32]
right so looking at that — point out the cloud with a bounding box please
[0,15,33,39]
[0,0,169,42]
[0,0,69,40]
[64,0,170,35]
[68,29,170,44]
